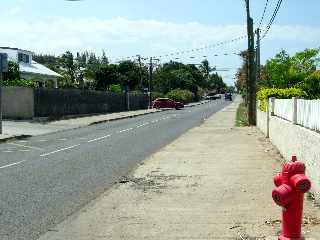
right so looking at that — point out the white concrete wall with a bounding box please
[2,87,34,119]
[257,109,268,136]
[257,108,320,200]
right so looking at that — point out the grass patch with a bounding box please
[236,103,249,127]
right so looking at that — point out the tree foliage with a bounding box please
[236,48,320,100]
[31,51,230,101]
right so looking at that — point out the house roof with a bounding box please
[0,47,33,54]
[20,61,62,78]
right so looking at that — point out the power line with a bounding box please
[154,35,246,59]
[114,35,247,62]
[258,0,270,29]
[261,0,284,40]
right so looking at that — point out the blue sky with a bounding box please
[1,0,320,85]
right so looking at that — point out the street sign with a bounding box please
[0,53,8,73]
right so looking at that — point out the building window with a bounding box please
[18,53,30,64]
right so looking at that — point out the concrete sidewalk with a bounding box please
[39,98,320,240]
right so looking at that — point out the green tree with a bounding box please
[95,64,119,91]
[300,71,320,99]
[264,48,319,88]
[59,51,77,87]
[3,61,20,81]
[118,60,140,90]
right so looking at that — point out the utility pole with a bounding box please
[0,53,8,135]
[148,57,153,108]
[0,54,2,135]
[246,0,257,125]
[255,28,261,85]
[137,55,143,91]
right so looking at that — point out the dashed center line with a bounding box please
[0,160,26,169]
[40,144,81,157]
[8,143,43,151]
[87,135,112,143]
[118,128,133,133]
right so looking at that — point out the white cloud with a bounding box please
[0,17,247,58]
[0,16,319,85]
[264,25,320,43]
[1,7,21,17]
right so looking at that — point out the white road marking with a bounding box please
[118,128,133,133]
[18,140,28,143]
[136,123,150,128]
[38,139,48,142]
[40,144,80,157]
[8,143,43,151]
[19,149,30,152]
[3,151,13,153]
[57,138,68,141]
[0,160,26,169]
[87,134,112,143]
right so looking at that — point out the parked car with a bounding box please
[152,98,184,109]
[224,93,233,101]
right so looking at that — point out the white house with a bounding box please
[0,47,61,88]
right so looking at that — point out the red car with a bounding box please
[152,98,184,109]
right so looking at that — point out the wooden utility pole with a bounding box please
[246,0,257,125]
[256,28,261,84]
[137,55,143,90]
[148,57,153,108]
[0,53,8,135]
[0,54,3,134]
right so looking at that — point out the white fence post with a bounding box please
[270,97,275,116]
[292,97,297,125]
[266,98,270,138]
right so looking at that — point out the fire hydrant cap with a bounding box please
[283,161,305,175]
[272,184,293,207]
[290,174,311,193]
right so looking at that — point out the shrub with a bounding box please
[166,89,195,104]
[300,71,320,99]
[109,84,122,93]
[3,79,36,88]
[151,91,165,100]
[197,87,205,99]
[257,87,307,112]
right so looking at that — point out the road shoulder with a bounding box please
[38,98,320,240]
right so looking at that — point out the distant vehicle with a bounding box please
[224,93,233,101]
[152,98,184,109]
[205,94,221,100]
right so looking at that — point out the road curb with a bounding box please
[0,102,208,143]
[88,109,167,126]
[0,134,32,143]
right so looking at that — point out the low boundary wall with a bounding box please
[3,87,149,119]
[257,107,320,201]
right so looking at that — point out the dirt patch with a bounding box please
[117,174,188,193]
[265,216,320,227]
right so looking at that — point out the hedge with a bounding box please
[166,89,194,104]
[257,87,307,112]
[151,91,165,100]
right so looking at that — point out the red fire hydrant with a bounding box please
[272,155,311,240]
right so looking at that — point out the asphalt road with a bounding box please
[0,100,230,240]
